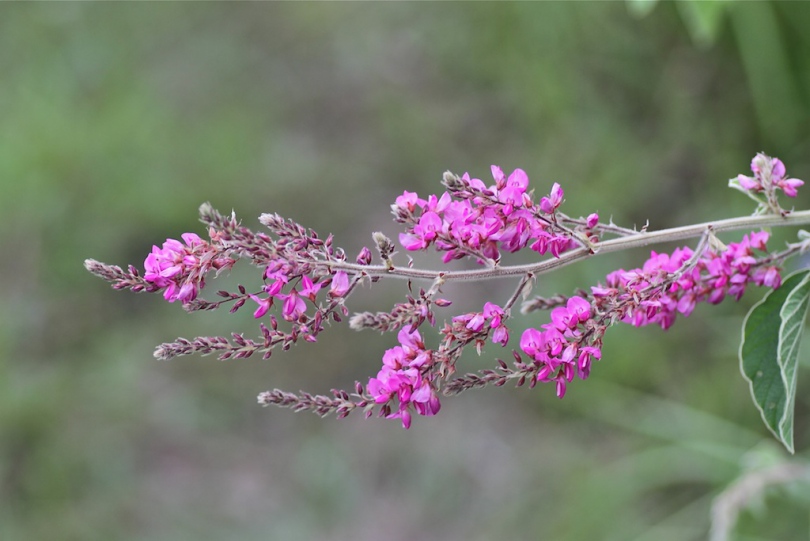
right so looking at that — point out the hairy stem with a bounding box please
[321,210,810,282]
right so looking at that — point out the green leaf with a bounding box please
[740,269,810,454]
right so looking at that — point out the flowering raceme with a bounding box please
[737,154,804,198]
[393,166,592,264]
[143,233,232,304]
[85,154,808,429]
[367,328,441,429]
[518,295,600,399]
[590,231,778,330]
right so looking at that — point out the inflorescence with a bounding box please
[86,153,805,428]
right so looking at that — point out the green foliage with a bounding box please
[741,270,810,454]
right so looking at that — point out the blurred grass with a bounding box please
[2,2,810,540]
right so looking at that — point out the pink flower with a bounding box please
[395,191,425,212]
[549,297,590,333]
[492,325,509,346]
[490,165,505,184]
[356,247,372,265]
[425,192,452,214]
[497,169,530,208]
[483,302,504,327]
[753,266,781,288]
[555,377,567,399]
[397,327,424,355]
[549,236,572,258]
[299,275,321,301]
[507,168,530,190]
[577,346,601,378]
[265,279,285,297]
[747,231,769,251]
[144,242,184,286]
[413,211,443,242]
[770,157,785,178]
[593,230,780,331]
[281,288,307,321]
[586,213,599,229]
[779,177,804,198]
[176,282,198,304]
[393,169,594,267]
[520,328,545,359]
[539,183,564,214]
[465,312,486,332]
[399,232,424,251]
[250,294,273,319]
[143,233,210,304]
[737,173,761,192]
[368,328,440,428]
[329,271,350,297]
[739,154,803,198]
[566,296,591,324]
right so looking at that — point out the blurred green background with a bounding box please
[3,2,810,540]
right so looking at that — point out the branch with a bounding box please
[318,210,810,282]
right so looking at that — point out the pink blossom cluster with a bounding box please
[144,226,357,330]
[737,154,804,197]
[367,328,441,429]
[519,296,602,399]
[85,153,804,430]
[594,231,781,330]
[450,302,510,346]
[248,268,354,323]
[394,166,594,263]
[144,233,231,304]
[255,264,354,316]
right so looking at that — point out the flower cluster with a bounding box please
[85,153,806,430]
[594,231,779,330]
[393,166,596,263]
[144,233,232,304]
[737,154,804,198]
[519,296,602,399]
[367,328,441,429]
[450,302,510,347]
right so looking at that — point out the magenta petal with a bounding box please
[520,328,544,358]
[555,378,567,399]
[399,232,424,251]
[771,158,786,180]
[177,282,197,303]
[737,174,760,191]
[491,165,505,183]
[329,271,350,297]
[181,232,203,246]
[507,168,529,190]
[411,382,432,403]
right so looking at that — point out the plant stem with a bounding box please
[319,210,810,283]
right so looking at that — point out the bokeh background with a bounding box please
[3,2,810,540]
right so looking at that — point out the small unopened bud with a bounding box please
[356,247,372,265]
[372,231,396,270]
[441,171,465,192]
[390,204,411,223]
